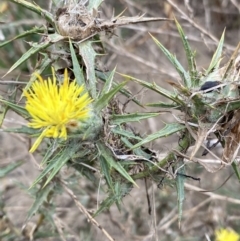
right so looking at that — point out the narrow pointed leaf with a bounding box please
[3,126,40,135]
[94,81,127,112]
[176,164,185,228]
[146,102,179,108]
[27,184,53,220]
[97,142,137,187]
[232,162,240,182]
[78,41,97,97]
[119,73,184,106]
[97,70,144,107]
[0,160,24,178]
[111,112,159,125]
[175,19,198,87]
[99,156,114,191]
[0,27,44,48]
[8,0,55,25]
[69,40,85,86]
[100,67,116,97]
[131,123,185,149]
[150,34,191,88]
[4,33,64,77]
[43,144,79,187]
[206,30,225,74]
[31,144,78,188]
[112,128,143,141]
[0,99,29,117]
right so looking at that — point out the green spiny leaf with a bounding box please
[112,127,142,141]
[8,0,55,25]
[100,67,116,97]
[97,70,144,107]
[69,40,85,86]
[3,126,40,135]
[131,123,185,149]
[43,144,79,187]
[0,27,45,48]
[111,112,160,125]
[206,29,225,75]
[99,156,114,191]
[4,33,64,77]
[0,98,29,117]
[97,142,138,187]
[146,102,180,108]
[175,18,198,87]
[150,33,191,88]
[94,80,128,112]
[27,184,53,220]
[232,162,240,182]
[119,73,184,106]
[78,41,97,97]
[176,163,185,228]
[31,144,78,188]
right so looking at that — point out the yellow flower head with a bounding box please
[24,68,92,153]
[215,228,239,241]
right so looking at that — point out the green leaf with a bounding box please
[206,29,225,75]
[131,123,185,149]
[112,127,142,141]
[97,70,143,107]
[232,162,240,182]
[44,144,79,187]
[100,67,116,97]
[176,163,185,228]
[31,144,79,188]
[69,40,85,86]
[0,161,24,178]
[97,142,138,187]
[150,33,191,89]
[0,27,45,48]
[94,80,127,112]
[99,156,114,191]
[4,33,64,77]
[3,126,40,135]
[119,73,184,106]
[111,112,159,125]
[78,41,97,97]
[146,102,179,108]
[175,19,198,87]
[0,99,29,117]
[27,184,53,220]
[8,0,55,25]
[94,192,116,216]
[94,182,132,216]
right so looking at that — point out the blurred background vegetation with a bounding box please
[0,0,240,241]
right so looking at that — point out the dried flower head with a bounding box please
[215,228,239,241]
[24,68,92,152]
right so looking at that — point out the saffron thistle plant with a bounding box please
[0,0,172,240]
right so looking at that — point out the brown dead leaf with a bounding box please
[222,109,240,163]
